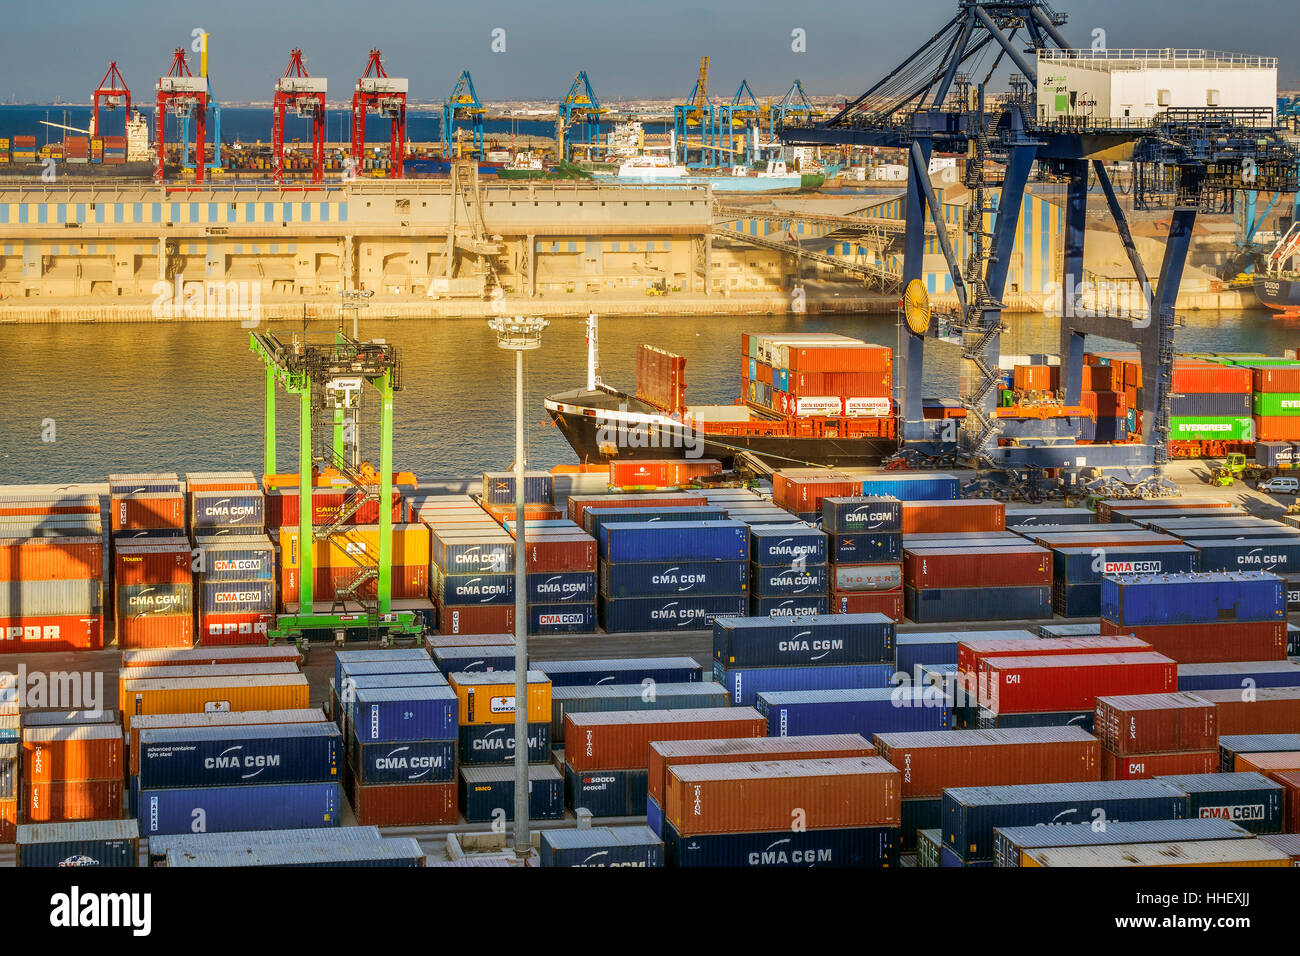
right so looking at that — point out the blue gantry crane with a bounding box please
[780,0,1298,488]
[557,71,607,162]
[719,80,763,166]
[443,70,485,159]
[769,80,818,142]
[674,56,721,167]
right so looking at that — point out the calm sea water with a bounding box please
[0,309,1288,484]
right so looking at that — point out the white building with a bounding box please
[1036,49,1277,122]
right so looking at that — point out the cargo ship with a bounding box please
[545,326,898,469]
[1252,221,1300,317]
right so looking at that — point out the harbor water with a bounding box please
[0,308,1291,483]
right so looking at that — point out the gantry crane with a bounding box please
[443,70,485,159]
[720,79,763,166]
[769,80,819,141]
[557,71,607,162]
[154,48,208,185]
[780,0,1298,486]
[180,32,222,174]
[90,62,130,138]
[272,49,327,185]
[674,56,721,167]
[352,49,408,179]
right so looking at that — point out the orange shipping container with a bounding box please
[663,756,900,835]
[1100,749,1218,780]
[1253,417,1300,442]
[1081,364,1117,391]
[0,536,102,581]
[24,779,122,822]
[278,523,431,570]
[120,674,311,732]
[118,662,300,713]
[1193,688,1300,736]
[0,797,14,843]
[115,613,194,650]
[1271,769,1300,833]
[1235,751,1300,775]
[1013,365,1058,391]
[901,499,1005,535]
[22,725,123,783]
[111,493,185,531]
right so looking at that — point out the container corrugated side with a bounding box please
[992,817,1252,867]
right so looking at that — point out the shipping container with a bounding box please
[539,825,663,867]
[1101,571,1284,625]
[714,662,894,707]
[137,781,341,836]
[895,629,1036,677]
[1052,545,1198,585]
[549,683,727,744]
[459,722,550,765]
[0,536,102,581]
[526,571,597,603]
[981,652,1176,714]
[437,604,515,635]
[448,671,549,726]
[905,585,1051,623]
[565,708,766,771]
[15,819,140,867]
[119,662,299,714]
[599,559,748,598]
[993,817,1252,867]
[829,563,902,592]
[1175,659,1300,690]
[943,779,1189,862]
[460,764,564,822]
[120,674,310,732]
[1101,620,1289,664]
[1103,749,1218,780]
[1156,771,1287,834]
[748,525,827,566]
[758,687,951,738]
[534,657,702,688]
[583,505,725,539]
[713,613,893,668]
[529,603,598,634]
[564,764,649,816]
[599,594,748,632]
[1021,838,1289,867]
[431,644,514,674]
[127,709,326,773]
[599,520,750,563]
[25,779,122,822]
[830,531,902,564]
[1220,733,1300,772]
[137,722,341,789]
[165,838,425,867]
[858,475,960,501]
[957,635,1153,679]
[821,497,903,534]
[664,822,897,868]
[1094,692,1217,755]
[147,825,383,864]
[350,738,456,785]
[352,686,458,742]
[22,724,122,783]
[832,589,904,620]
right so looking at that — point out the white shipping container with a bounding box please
[0,579,103,616]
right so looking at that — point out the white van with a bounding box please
[1258,476,1300,495]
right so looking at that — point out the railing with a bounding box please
[1038,49,1277,69]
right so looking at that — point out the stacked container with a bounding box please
[278,523,430,608]
[563,707,766,818]
[747,523,828,618]
[822,497,904,620]
[448,670,550,819]
[1049,544,1197,617]
[713,613,895,706]
[606,459,723,492]
[0,491,105,652]
[598,520,749,632]
[661,756,901,868]
[741,333,892,420]
[135,721,343,836]
[904,537,1049,623]
[430,520,516,635]
[1099,572,1287,663]
[772,471,860,523]
[1094,692,1220,780]
[0,720,16,843]
[511,522,597,635]
[191,534,275,645]
[23,724,123,824]
[114,539,193,649]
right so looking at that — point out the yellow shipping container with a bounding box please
[120,674,310,732]
[448,671,551,726]
[278,523,430,570]
[1021,840,1291,867]
[118,662,300,714]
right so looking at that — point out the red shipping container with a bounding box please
[1196,688,1300,735]
[1095,498,1233,522]
[1098,619,1287,663]
[780,476,862,513]
[0,536,102,581]
[646,734,877,805]
[266,488,405,528]
[1081,364,1117,391]
[24,779,123,822]
[663,756,900,835]
[1080,390,1128,418]
[1253,416,1300,442]
[1171,362,1252,394]
[437,604,514,636]
[874,727,1101,799]
[114,541,192,586]
[904,545,1050,589]
[0,798,14,844]
[0,497,99,516]
[1094,692,1218,755]
[1271,770,1300,833]
[1101,749,1218,780]
[980,652,1177,714]
[565,708,766,771]
[832,589,903,620]
[197,611,275,645]
[901,500,1005,535]
[788,344,891,373]
[608,461,670,489]
[1253,366,1300,393]
[0,613,103,653]
[186,476,260,494]
[1236,751,1300,774]
[111,493,185,531]
[115,614,194,649]
[516,534,597,573]
[23,726,123,783]
[1013,365,1057,392]
[566,494,707,526]
[958,636,1152,680]
[349,781,457,826]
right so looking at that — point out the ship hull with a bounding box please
[1253,275,1300,314]
[546,392,896,469]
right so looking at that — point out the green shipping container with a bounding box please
[1169,416,1253,441]
[1254,393,1300,416]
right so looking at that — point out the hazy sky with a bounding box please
[3,0,1297,103]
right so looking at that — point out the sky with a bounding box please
[1,0,1297,104]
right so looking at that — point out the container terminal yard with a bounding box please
[5,1,1300,903]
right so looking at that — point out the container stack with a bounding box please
[747,523,829,618]
[1049,543,1197,618]
[822,497,904,620]
[1099,572,1287,663]
[563,707,766,818]
[479,470,561,522]
[186,471,272,647]
[1,706,16,843]
[598,520,749,632]
[859,474,960,501]
[771,471,860,523]
[0,490,105,653]
[713,613,896,707]
[606,459,723,492]
[113,538,193,650]
[278,523,430,609]
[1165,361,1254,444]
[450,670,555,822]
[1253,364,1300,442]
[1078,359,1134,442]
[740,333,893,421]
[661,756,901,868]
[12,135,36,164]
[1094,693,1219,780]
[23,724,123,825]
[510,521,598,635]
[430,519,515,635]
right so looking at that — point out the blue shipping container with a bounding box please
[599,594,748,632]
[757,687,951,738]
[942,780,1188,862]
[529,603,598,634]
[539,826,663,867]
[821,497,903,534]
[350,738,456,785]
[15,820,140,868]
[1176,660,1300,691]
[894,629,1036,675]
[1193,539,1300,574]
[748,525,828,566]
[831,532,902,563]
[583,506,726,538]
[599,520,750,563]
[435,573,514,606]
[1218,734,1300,772]
[136,723,341,789]
[714,613,894,668]
[904,585,1051,623]
[713,662,895,707]
[530,657,701,687]
[600,560,749,598]
[138,781,343,836]
[859,474,959,501]
[460,764,564,822]
[1052,545,1198,585]
[352,686,458,742]
[527,571,598,603]
[748,596,831,618]
[1100,571,1284,626]
[334,651,435,689]
[750,564,829,596]
[663,822,898,867]
[431,645,515,675]
[564,765,649,817]
[458,722,550,765]
[1159,772,1285,834]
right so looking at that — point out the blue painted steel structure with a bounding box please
[442,70,485,159]
[557,71,606,162]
